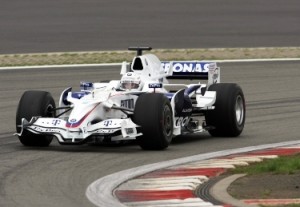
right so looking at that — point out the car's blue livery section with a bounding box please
[184,85,201,95]
[72,92,88,99]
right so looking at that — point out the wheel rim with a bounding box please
[235,95,245,126]
[163,105,173,137]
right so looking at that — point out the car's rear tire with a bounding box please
[133,93,173,150]
[16,91,56,146]
[205,83,246,137]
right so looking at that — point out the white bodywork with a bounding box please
[16,52,220,144]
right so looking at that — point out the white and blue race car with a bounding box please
[15,47,246,150]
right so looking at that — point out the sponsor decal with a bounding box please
[212,69,219,78]
[148,83,163,88]
[52,119,61,126]
[182,108,192,113]
[121,99,134,109]
[98,129,117,134]
[69,119,77,123]
[103,120,113,127]
[209,67,219,84]
[175,117,189,127]
[161,62,211,73]
[32,126,61,133]
[125,128,134,134]
[80,81,93,90]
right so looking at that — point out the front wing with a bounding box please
[16,117,142,144]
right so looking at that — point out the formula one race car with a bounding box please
[15,47,246,150]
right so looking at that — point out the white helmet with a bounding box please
[120,72,143,90]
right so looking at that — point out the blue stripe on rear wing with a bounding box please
[161,61,216,80]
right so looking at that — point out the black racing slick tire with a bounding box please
[16,91,56,146]
[133,93,173,150]
[205,83,246,137]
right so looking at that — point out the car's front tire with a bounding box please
[16,91,56,146]
[205,83,246,137]
[133,93,173,150]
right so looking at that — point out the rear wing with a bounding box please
[161,61,220,85]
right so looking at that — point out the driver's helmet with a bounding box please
[120,72,143,90]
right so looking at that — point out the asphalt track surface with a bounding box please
[0,61,300,206]
[1,0,300,54]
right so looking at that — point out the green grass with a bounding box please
[230,154,300,175]
[229,154,300,207]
